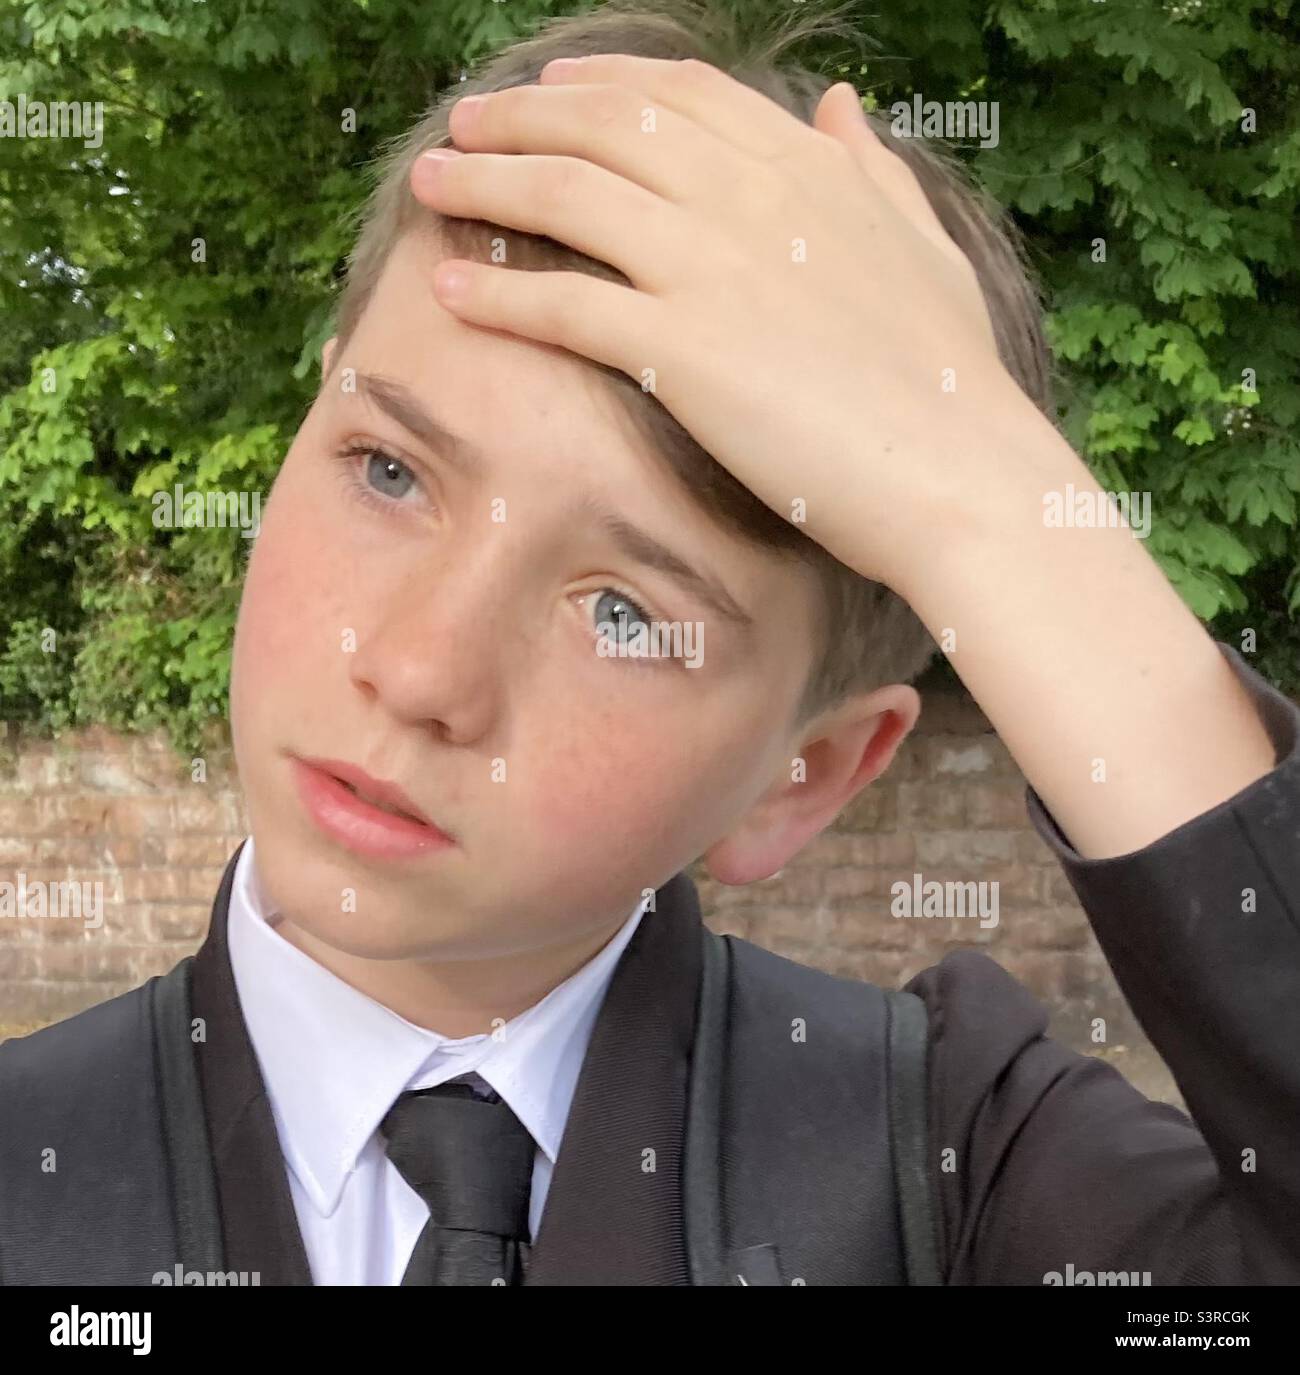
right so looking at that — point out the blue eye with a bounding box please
[592,587,652,647]
[365,450,416,500]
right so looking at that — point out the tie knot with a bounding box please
[382,1081,535,1242]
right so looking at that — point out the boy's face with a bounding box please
[230,228,832,963]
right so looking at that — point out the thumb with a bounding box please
[813,82,959,254]
[813,81,871,145]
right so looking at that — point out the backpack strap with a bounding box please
[684,927,729,1285]
[885,988,942,1285]
[149,955,226,1278]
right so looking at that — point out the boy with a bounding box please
[1,0,1296,1286]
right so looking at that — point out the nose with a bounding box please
[346,546,511,745]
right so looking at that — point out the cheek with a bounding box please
[521,692,750,867]
[232,467,336,704]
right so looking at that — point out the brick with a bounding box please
[99,903,150,942]
[44,795,112,837]
[78,755,148,794]
[130,744,198,790]
[763,867,842,904]
[163,835,236,868]
[102,796,175,837]
[66,726,132,755]
[800,831,915,868]
[16,753,72,791]
[172,791,230,834]
[0,836,35,864]
[698,880,768,910]
[829,905,916,950]
[0,797,49,836]
[999,904,1091,950]
[747,904,824,946]
[928,739,996,777]
[965,783,1029,829]
[30,835,139,868]
[85,942,143,983]
[146,905,211,943]
[819,866,900,902]
[914,829,1017,869]
[897,781,965,829]
[132,729,175,754]
[27,943,87,981]
[983,862,1046,903]
[177,867,224,901]
[121,868,181,901]
[0,945,38,980]
[138,834,167,865]
[885,738,924,782]
[836,784,898,832]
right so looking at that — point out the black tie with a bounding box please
[381,1079,535,1286]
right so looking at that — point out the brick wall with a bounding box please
[0,684,1182,1104]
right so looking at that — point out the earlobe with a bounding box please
[701,683,922,888]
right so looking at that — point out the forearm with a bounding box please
[895,405,1277,859]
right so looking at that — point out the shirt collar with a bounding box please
[226,837,646,1218]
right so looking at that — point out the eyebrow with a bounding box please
[577,499,756,636]
[358,372,488,474]
[354,370,755,634]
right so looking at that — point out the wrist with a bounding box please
[890,396,1086,611]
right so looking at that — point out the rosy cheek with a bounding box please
[525,718,695,865]
[233,494,328,712]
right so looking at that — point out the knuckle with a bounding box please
[678,57,720,89]
[812,132,859,182]
[586,84,629,132]
[535,160,577,213]
[740,160,791,215]
[530,285,568,339]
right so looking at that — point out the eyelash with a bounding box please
[334,441,428,516]
[584,585,670,671]
[332,442,674,672]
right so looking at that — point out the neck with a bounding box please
[269,912,631,1037]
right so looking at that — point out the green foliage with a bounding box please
[0,0,1297,753]
[0,0,561,748]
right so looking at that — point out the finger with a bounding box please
[430,259,664,380]
[537,53,811,164]
[411,150,689,294]
[813,82,958,252]
[449,80,741,208]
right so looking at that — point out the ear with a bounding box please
[320,335,339,381]
[702,682,920,886]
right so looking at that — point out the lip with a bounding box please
[290,756,457,861]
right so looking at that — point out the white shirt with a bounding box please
[225,837,647,1285]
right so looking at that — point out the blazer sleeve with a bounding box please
[903,641,1300,1285]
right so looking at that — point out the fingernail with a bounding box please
[436,264,469,299]
[453,94,485,128]
[422,147,461,163]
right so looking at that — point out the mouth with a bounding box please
[334,776,426,823]
[289,755,456,862]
